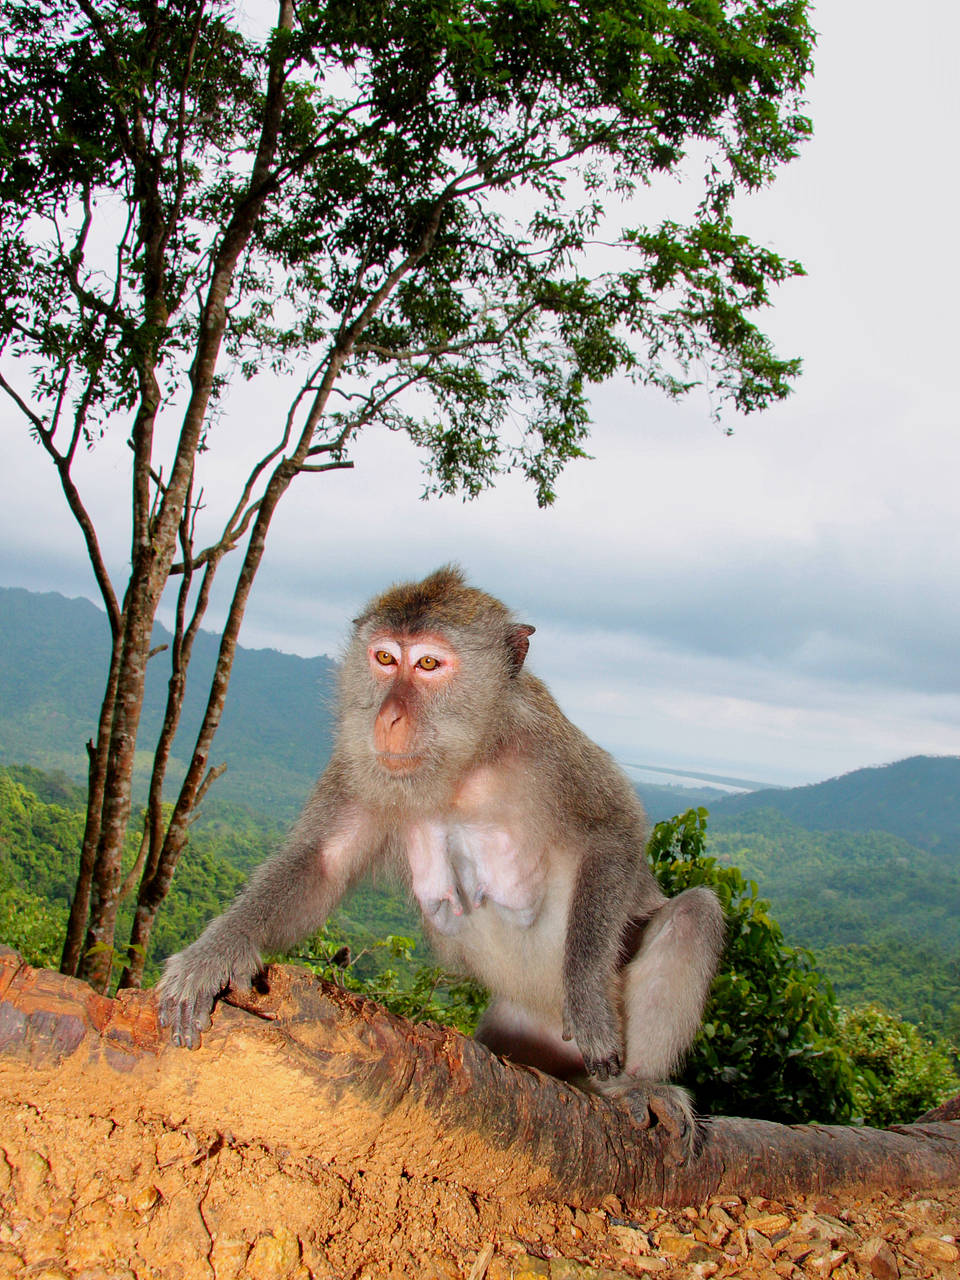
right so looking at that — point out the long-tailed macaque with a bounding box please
[157,566,725,1157]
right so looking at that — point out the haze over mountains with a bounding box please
[2,585,959,833]
[0,586,337,818]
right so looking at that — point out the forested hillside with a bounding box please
[0,586,337,818]
[712,755,960,855]
[0,766,283,979]
[707,809,960,1039]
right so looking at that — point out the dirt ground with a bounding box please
[1,1071,958,1280]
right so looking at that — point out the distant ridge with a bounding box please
[0,585,337,819]
[711,755,960,854]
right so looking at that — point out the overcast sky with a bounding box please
[2,1,958,788]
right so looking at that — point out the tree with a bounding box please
[0,0,815,991]
[837,1004,960,1127]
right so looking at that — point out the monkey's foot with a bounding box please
[617,1081,700,1166]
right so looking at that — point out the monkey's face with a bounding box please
[336,619,514,806]
[366,632,461,777]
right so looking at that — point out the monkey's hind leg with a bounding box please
[601,885,725,1163]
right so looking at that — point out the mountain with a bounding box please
[710,755,960,857]
[707,763,960,1037]
[0,586,337,819]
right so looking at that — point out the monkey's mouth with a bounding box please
[376,751,425,775]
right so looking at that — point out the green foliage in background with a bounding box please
[817,934,960,1050]
[0,863,66,970]
[835,1004,958,1128]
[287,922,487,1035]
[707,810,960,954]
[650,809,858,1123]
[0,768,252,984]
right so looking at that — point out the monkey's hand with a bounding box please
[562,993,624,1082]
[156,922,261,1050]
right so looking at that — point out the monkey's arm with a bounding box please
[157,783,375,1048]
[562,833,661,1081]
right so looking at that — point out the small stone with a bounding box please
[609,1225,649,1255]
[631,1260,668,1274]
[211,1236,251,1280]
[708,1206,737,1230]
[859,1237,899,1280]
[657,1233,698,1259]
[808,1249,848,1275]
[751,1214,792,1237]
[815,1215,858,1246]
[747,1228,772,1254]
[245,1227,302,1280]
[549,1261,607,1279]
[686,1245,721,1264]
[505,1257,549,1279]
[599,1195,621,1216]
[774,1263,802,1280]
[129,1182,161,1213]
[910,1235,960,1264]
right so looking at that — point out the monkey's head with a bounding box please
[338,566,535,804]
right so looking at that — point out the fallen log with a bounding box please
[0,947,957,1209]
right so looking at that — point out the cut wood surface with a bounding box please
[1,947,958,1211]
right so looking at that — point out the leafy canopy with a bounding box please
[0,0,814,506]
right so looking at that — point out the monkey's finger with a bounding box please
[586,1050,623,1081]
[163,996,212,1049]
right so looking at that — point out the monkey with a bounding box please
[157,566,725,1159]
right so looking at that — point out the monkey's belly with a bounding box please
[405,819,547,936]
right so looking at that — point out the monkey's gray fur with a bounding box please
[157,566,725,1160]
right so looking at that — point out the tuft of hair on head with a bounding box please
[355,566,536,672]
[358,564,507,633]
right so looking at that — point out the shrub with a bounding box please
[836,1004,959,1126]
[650,809,858,1123]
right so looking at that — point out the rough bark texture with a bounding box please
[1,947,958,1214]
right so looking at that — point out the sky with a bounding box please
[1,1,958,788]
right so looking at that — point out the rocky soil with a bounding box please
[0,1075,958,1280]
[1,952,958,1280]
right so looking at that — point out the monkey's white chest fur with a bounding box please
[405,818,547,936]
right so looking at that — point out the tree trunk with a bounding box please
[2,947,958,1209]
[60,639,122,977]
[74,0,297,991]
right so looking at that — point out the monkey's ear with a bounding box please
[507,624,535,673]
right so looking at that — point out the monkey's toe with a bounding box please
[620,1082,700,1165]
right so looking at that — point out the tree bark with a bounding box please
[1,947,957,1209]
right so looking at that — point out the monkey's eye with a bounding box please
[374,650,396,667]
[416,654,440,671]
